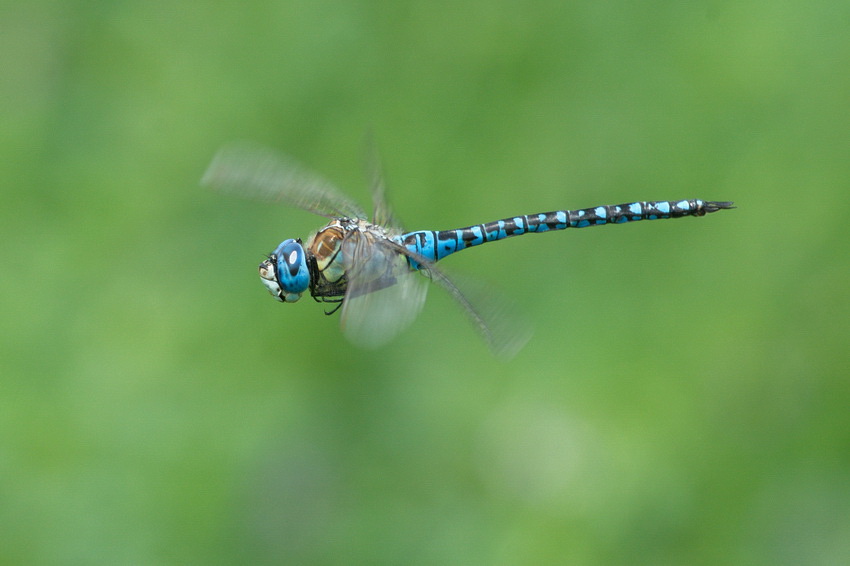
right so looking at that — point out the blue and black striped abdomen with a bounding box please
[397,199,733,264]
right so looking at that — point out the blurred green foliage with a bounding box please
[2,1,849,564]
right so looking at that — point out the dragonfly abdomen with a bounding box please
[398,199,733,264]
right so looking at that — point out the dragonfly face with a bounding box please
[259,238,310,303]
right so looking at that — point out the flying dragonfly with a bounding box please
[202,142,733,357]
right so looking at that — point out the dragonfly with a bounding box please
[202,142,734,357]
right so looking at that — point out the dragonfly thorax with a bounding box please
[259,238,310,303]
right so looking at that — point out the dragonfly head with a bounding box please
[259,239,310,302]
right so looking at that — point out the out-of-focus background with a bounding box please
[2,2,848,564]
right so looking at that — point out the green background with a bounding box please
[3,1,849,564]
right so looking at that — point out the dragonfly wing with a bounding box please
[424,267,532,359]
[340,232,531,357]
[363,138,399,229]
[387,243,532,358]
[201,142,366,219]
[338,233,428,349]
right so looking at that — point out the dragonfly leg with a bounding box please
[312,295,344,315]
[324,302,343,315]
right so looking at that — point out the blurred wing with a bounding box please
[390,242,531,358]
[338,234,428,350]
[363,136,399,228]
[342,234,532,358]
[201,142,366,219]
[424,266,533,359]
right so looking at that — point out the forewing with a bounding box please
[201,142,366,219]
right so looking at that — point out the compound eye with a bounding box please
[273,239,310,295]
